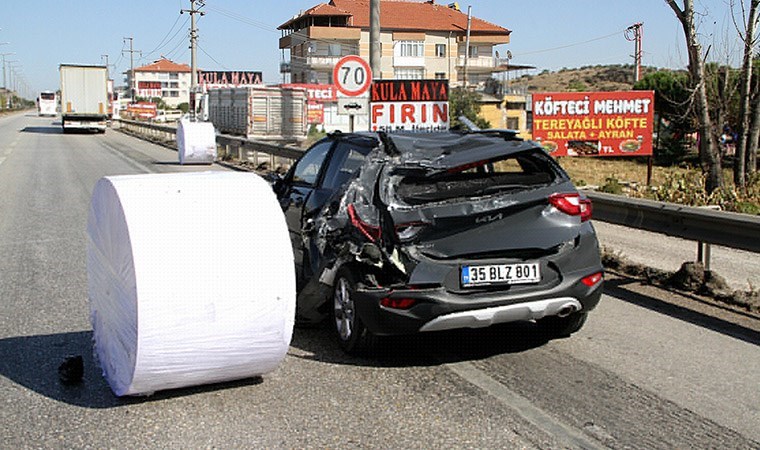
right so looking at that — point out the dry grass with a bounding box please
[558,156,760,215]
[557,156,684,188]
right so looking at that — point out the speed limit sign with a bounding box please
[333,55,372,97]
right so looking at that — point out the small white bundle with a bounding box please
[177,119,216,164]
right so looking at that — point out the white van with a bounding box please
[154,109,184,123]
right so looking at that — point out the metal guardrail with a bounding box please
[587,191,760,254]
[116,118,304,163]
[116,119,760,255]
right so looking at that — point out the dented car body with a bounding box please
[274,130,603,353]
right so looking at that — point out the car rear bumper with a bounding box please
[418,297,583,332]
[353,275,603,336]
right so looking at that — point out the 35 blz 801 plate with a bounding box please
[461,263,540,287]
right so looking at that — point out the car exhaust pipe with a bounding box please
[557,303,579,318]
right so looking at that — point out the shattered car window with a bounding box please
[292,141,331,186]
[394,149,557,205]
[321,144,373,190]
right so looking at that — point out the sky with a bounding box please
[0,0,746,96]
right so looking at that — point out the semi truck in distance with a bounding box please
[59,64,109,133]
[206,86,308,143]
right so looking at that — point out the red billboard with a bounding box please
[307,101,324,124]
[532,91,655,157]
[281,84,337,103]
[370,79,450,132]
[126,102,157,119]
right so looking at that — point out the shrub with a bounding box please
[599,176,624,194]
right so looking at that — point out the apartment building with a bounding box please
[127,58,192,108]
[278,0,511,86]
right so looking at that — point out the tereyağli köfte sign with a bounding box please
[532,91,655,157]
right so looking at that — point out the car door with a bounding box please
[280,140,333,287]
[301,140,377,278]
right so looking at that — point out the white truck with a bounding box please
[59,64,109,133]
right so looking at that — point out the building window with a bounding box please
[394,68,424,79]
[506,102,525,110]
[435,72,447,80]
[507,117,520,130]
[169,73,179,80]
[396,41,424,58]
[328,43,342,56]
[435,44,446,58]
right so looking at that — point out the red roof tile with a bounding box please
[134,58,191,73]
[280,0,510,35]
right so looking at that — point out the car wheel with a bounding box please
[333,269,377,355]
[538,311,588,338]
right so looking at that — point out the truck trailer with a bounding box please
[207,86,307,143]
[59,64,109,133]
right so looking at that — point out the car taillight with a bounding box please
[549,193,592,222]
[347,203,381,242]
[380,297,417,309]
[581,272,603,287]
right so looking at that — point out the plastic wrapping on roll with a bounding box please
[177,119,216,164]
[87,171,295,396]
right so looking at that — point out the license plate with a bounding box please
[461,263,541,286]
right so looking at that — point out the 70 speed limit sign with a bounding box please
[333,55,372,97]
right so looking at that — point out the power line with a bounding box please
[164,30,190,60]
[144,15,188,58]
[197,43,229,70]
[512,29,627,57]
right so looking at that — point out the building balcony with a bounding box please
[393,56,425,68]
[279,26,360,49]
[305,55,343,68]
[455,56,499,71]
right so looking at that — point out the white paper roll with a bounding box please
[177,119,216,165]
[87,171,295,396]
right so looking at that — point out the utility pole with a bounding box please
[625,23,643,82]
[1,52,14,91]
[122,37,141,101]
[463,6,472,87]
[182,0,205,119]
[101,54,110,80]
[369,0,381,79]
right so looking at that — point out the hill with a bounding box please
[509,64,655,93]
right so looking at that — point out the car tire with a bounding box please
[537,311,588,338]
[332,268,377,355]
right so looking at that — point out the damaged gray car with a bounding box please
[274,130,603,354]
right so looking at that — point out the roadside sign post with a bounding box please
[333,55,372,132]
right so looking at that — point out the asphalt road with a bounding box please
[1,112,759,449]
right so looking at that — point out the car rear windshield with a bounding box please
[40,93,56,100]
[395,149,560,205]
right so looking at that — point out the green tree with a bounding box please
[449,87,490,129]
[635,70,694,164]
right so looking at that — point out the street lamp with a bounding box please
[7,61,21,107]
[1,52,15,89]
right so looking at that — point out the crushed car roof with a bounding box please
[341,131,544,171]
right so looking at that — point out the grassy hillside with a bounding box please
[511,64,657,92]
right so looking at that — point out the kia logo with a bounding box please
[475,213,503,224]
